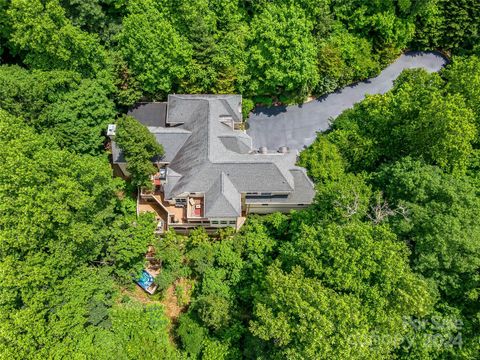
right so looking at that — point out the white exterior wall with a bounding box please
[209,218,238,227]
[246,203,310,215]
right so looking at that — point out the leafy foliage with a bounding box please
[327,68,477,173]
[0,65,115,154]
[106,212,157,281]
[0,65,81,120]
[118,0,192,96]
[376,158,480,307]
[115,115,164,187]
[247,3,319,96]
[1,0,480,358]
[38,79,116,154]
[0,109,161,359]
[7,0,110,76]
[297,58,480,359]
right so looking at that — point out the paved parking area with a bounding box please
[246,51,448,151]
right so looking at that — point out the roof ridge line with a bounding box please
[219,98,239,122]
[220,172,240,210]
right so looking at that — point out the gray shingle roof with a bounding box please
[245,169,315,204]
[151,128,191,163]
[219,136,251,154]
[167,94,242,124]
[205,172,241,218]
[127,102,167,127]
[111,127,191,164]
[114,94,315,216]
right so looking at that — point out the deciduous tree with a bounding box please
[247,3,319,96]
[115,115,164,187]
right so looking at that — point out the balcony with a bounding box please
[187,197,204,218]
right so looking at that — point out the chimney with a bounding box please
[107,124,116,139]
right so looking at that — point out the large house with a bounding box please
[110,94,315,233]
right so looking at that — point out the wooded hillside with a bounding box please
[0,1,479,359]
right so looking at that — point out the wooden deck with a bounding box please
[137,200,168,233]
[140,189,188,225]
[152,193,186,224]
[187,197,204,218]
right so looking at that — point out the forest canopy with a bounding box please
[2,0,479,103]
[0,0,479,359]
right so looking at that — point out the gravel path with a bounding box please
[246,51,448,151]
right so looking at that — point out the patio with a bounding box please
[187,197,204,218]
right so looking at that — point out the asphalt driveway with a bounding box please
[247,51,448,151]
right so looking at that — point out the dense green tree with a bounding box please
[61,0,106,32]
[105,303,180,360]
[153,230,189,291]
[443,56,480,141]
[439,0,480,52]
[327,68,477,173]
[186,229,243,332]
[247,3,319,96]
[118,0,193,96]
[376,158,480,308]
[38,79,116,154]
[7,0,109,76]
[0,110,120,358]
[105,212,157,281]
[412,93,476,173]
[252,221,435,359]
[0,0,10,58]
[59,0,128,41]
[115,115,164,187]
[316,28,380,93]
[1,0,480,358]
[298,137,346,184]
[375,158,480,359]
[0,65,81,121]
[177,313,207,357]
[0,266,117,359]
[0,65,116,154]
[0,110,118,286]
[312,172,373,223]
[294,59,480,359]
[0,109,176,359]
[413,0,480,53]
[168,0,248,94]
[412,0,445,50]
[201,338,235,360]
[332,0,416,61]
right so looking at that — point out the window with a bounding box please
[175,198,187,207]
[220,220,228,225]
[211,220,219,225]
[229,220,236,225]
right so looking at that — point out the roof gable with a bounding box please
[115,94,315,216]
[205,172,241,218]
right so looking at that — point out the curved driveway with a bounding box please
[247,51,448,151]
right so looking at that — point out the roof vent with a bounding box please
[259,146,268,154]
[278,146,289,154]
[107,124,116,138]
